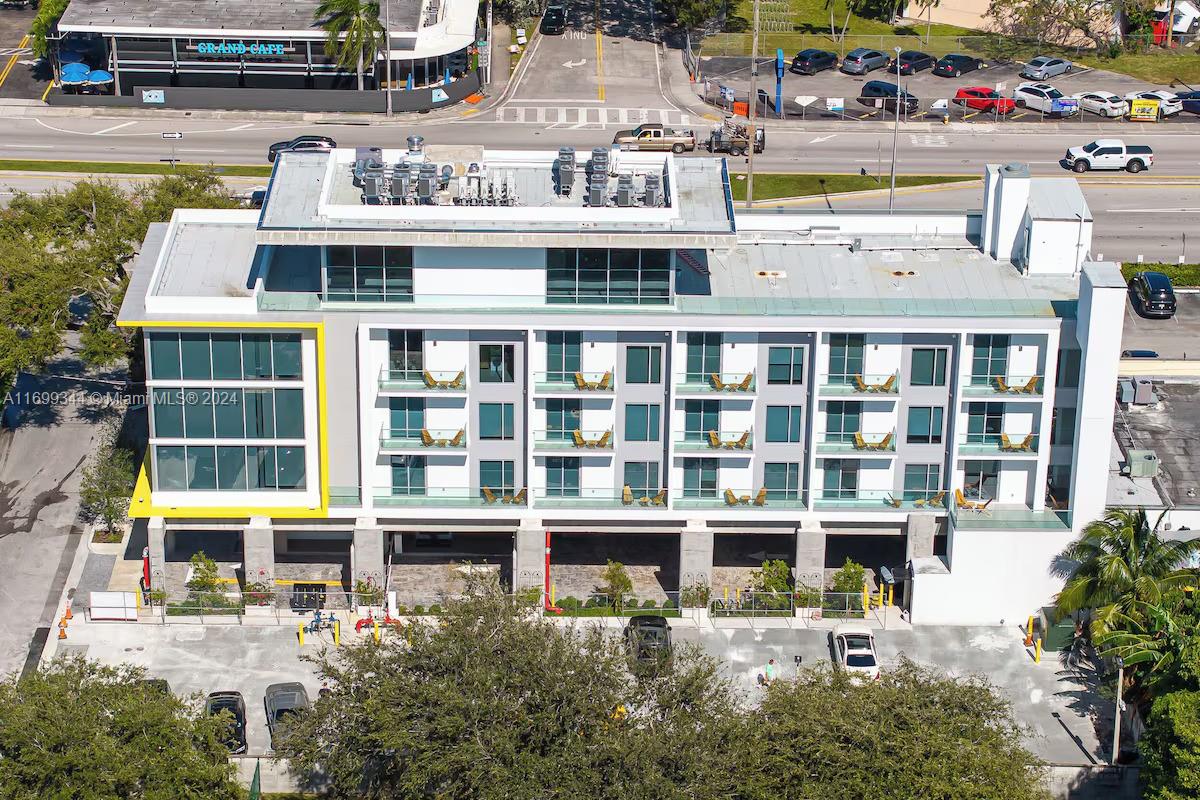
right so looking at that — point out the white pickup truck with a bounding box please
[1064,139,1154,173]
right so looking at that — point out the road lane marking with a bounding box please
[178,148,227,153]
[0,143,53,148]
[0,34,29,91]
[228,123,256,131]
[594,0,605,102]
[93,121,138,135]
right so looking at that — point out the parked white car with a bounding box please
[831,624,880,681]
[1069,91,1130,118]
[1013,82,1079,115]
[1125,90,1183,117]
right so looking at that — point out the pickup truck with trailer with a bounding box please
[1064,139,1154,173]
[612,124,696,153]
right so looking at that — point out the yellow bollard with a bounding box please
[724,586,729,603]
[372,618,381,644]
[1024,616,1035,647]
[333,619,341,647]
[1035,638,1043,664]
[298,623,305,647]
[887,585,894,607]
[735,586,741,603]
[861,583,869,618]
[551,582,556,607]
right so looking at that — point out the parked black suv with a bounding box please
[541,4,566,34]
[857,80,919,113]
[889,50,934,75]
[790,48,837,75]
[933,53,983,77]
[1128,271,1177,319]
[624,615,672,665]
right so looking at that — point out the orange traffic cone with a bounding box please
[58,620,68,640]
[64,604,73,622]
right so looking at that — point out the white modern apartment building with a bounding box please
[118,141,1125,625]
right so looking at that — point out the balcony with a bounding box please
[675,430,754,452]
[813,489,945,511]
[379,427,466,452]
[950,504,1069,530]
[532,429,614,452]
[378,367,467,393]
[814,431,896,455]
[329,486,361,507]
[958,433,1039,456]
[533,487,670,509]
[820,372,900,396]
[533,370,615,393]
[962,374,1044,398]
[673,488,807,509]
[676,371,756,395]
[374,487,528,508]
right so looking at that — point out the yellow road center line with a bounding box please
[594,0,604,102]
[0,34,29,90]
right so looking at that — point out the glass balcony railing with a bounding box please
[533,487,670,508]
[374,487,527,507]
[813,489,946,511]
[963,374,1044,397]
[329,486,361,507]
[675,430,754,451]
[676,371,756,393]
[820,372,900,395]
[532,370,615,392]
[958,433,1039,455]
[532,430,614,450]
[814,431,896,454]
[378,367,467,392]
[379,427,466,450]
[950,505,1069,530]
[672,489,807,509]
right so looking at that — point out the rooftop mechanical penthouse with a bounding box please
[118,140,1125,626]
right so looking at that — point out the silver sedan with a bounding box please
[1021,55,1072,80]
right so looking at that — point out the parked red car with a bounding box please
[953,86,1015,114]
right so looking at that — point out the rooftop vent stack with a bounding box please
[588,173,607,207]
[616,174,635,207]
[644,172,662,207]
[418,163,438,202]
[407,135,425,156]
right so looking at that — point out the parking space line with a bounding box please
[963,111,981,120]
[0,34,29,91]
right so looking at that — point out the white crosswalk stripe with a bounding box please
[495,106,691,127]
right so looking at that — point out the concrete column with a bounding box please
[679,522,713,588]
[794,527,826,589]
[352,518,385,586]
[147,516,166,591]
[906,514,936,561]
[243,517,275,585]
[513,522,544,591]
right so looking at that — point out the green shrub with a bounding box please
[832,558,867,595]
[559,596,580,610]
[1119,262,1200,288]
[185,551,222,594]
[752,559,793,593]
[413,605,426,615]
[598,560,633,610]
[680,582,711,608]
[429,604,442,614]
[641,599,656,609]
[584,597,598,608]
[395,604,408,615]
[662,600,676,610]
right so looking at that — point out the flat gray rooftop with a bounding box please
[59,0,421,34]
[1117,382,1200,507]
[680,242,1079,318]
[152,220,257,299]
[1027,178,1092,222]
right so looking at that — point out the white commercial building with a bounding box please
[118,143,1125,625]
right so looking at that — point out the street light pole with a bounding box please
[1112,657,1125,765]
[746,0,760,209]
[384,0,393,117]
[888,46,901,214]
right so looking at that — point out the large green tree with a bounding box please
[1143,690,1200,800]
[275,580,741,799]
[315,0,386,91]
[0,657,242,800]
[1055,508,1200,637]
[738,658,1049,800]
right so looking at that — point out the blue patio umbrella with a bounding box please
[60,62,90,84]
[59,49,84,64]
[87,70,114,85]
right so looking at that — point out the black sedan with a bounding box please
[267,135,337,162]
[790,48,837,75]
[888,50,934,75]
[933,53,984,77]
[205,691,248,754]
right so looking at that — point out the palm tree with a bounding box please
[315,0,385,91]
[1096,600,1189,696]
[1055,508,1200,637]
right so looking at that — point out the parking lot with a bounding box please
[0,4,47,101]
[698,53,1198,124]
[53,614,1107,765]
[1123,289,1200,359]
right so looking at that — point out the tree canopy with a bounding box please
[1143,690,1200,800]
[0,657,241,800]
[278,580,1048,800]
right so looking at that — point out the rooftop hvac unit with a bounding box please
[1127,449,1160,478]
[1134,377,1156,405]
[556,147,576,196]
[644,172,662,207]
[616,174,635,207]
[588,174,606,207]
[417,164,437,201]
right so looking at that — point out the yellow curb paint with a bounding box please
[0,34,29,91]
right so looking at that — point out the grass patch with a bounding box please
[728,172,976,202]
[546,607,682,618]
[723,0,975,37]
[0,159,271,177]
[1119,262,1200,286]
[90,529,124,544]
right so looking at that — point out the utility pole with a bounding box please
[1112,657,1125,765]
[888,46,900,213]
[1167,0,1177,49]
[746,0,760,209]
[384,0,393,116]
